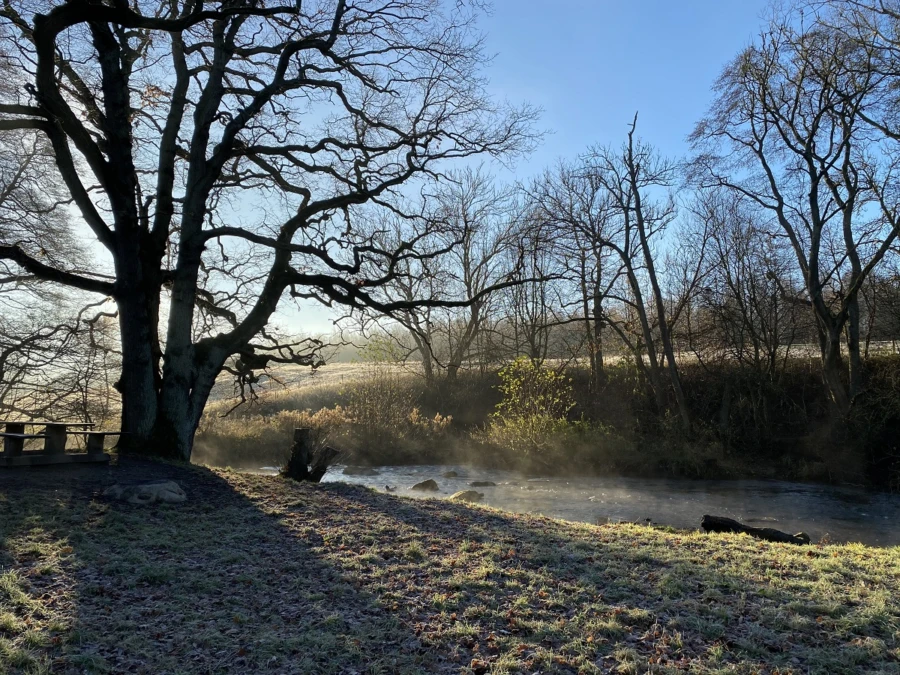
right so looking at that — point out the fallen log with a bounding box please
[701,515,811,545]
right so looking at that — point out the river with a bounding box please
[274,464,900,547]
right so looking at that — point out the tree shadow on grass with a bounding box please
[1,461,898,674]
[0,459,437,674]
[327,483,900,674]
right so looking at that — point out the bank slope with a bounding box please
[1,461,898,674]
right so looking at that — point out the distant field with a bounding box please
[207,340,900,405]
[206,361,410,403]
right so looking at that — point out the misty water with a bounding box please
[282,465,900,547]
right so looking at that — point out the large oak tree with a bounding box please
[0,0,536,459]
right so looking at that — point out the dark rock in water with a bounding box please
[449,490,484,503]
[385,485,397,492]
[411,479,439,492]
[442,470,459,478]
[469,481,496,487]
[343,466,379,476]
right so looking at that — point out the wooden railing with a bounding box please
[1,421,120,467]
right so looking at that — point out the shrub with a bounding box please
[481,358,574,459]
[344,364,418,451]
[493,357,575,424]
[342,364,455,463]
[478,358,639,472]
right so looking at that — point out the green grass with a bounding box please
[1,461,899,673]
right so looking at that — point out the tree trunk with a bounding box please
[624,265,669,416]
[149,352,223,461]
[446,304,482,382]
[820,324,850,415]
[592,284,604,370]
[149,399,195,461]
[410,330,435,386]
[116,294,159,453]
[718,378,732,441]
[584,264,605,393]
[662,339,691,432]
[635,208,691,433]
[846,293,864,402]
[590,312,604,393]
[115,243,231,462]
[422,352,435,385]
[579,256,602,393]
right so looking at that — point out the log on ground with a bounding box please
[701,515,811,545]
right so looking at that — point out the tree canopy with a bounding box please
[0,0,537,459]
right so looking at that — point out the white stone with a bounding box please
[103,480,187,505]
[449,490,484,503]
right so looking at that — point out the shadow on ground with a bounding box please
[0,460,426,673]
[1,458,899,674]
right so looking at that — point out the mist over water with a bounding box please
[296,465,900,547]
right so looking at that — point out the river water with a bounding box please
[279,464,900,547]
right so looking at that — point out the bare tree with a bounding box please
[360,223,443,384]
[498,219,559,364]
[0,298,119,424]
[529,160,620,392]
[0,0,537,459]
[431,170,522,380]
[587,117,693,431]
[691,11,899,413]
[683,189,805,378]
[351,169,523,383]
[859,263,900,355]
[0,63,119,424]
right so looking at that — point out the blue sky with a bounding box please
[481,0,771,176]
[289,0,774,335]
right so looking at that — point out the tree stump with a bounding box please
[282,428,312,481]
[282,428,338,483]
[309,445,339,483]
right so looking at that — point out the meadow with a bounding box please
[1,460,898,674]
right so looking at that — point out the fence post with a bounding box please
[3,423,25,457]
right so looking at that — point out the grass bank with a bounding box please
[2,460,899,674]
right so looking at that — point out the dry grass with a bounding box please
[193,355,900,487]
[195,364,458,469]
[1,460,899,674]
